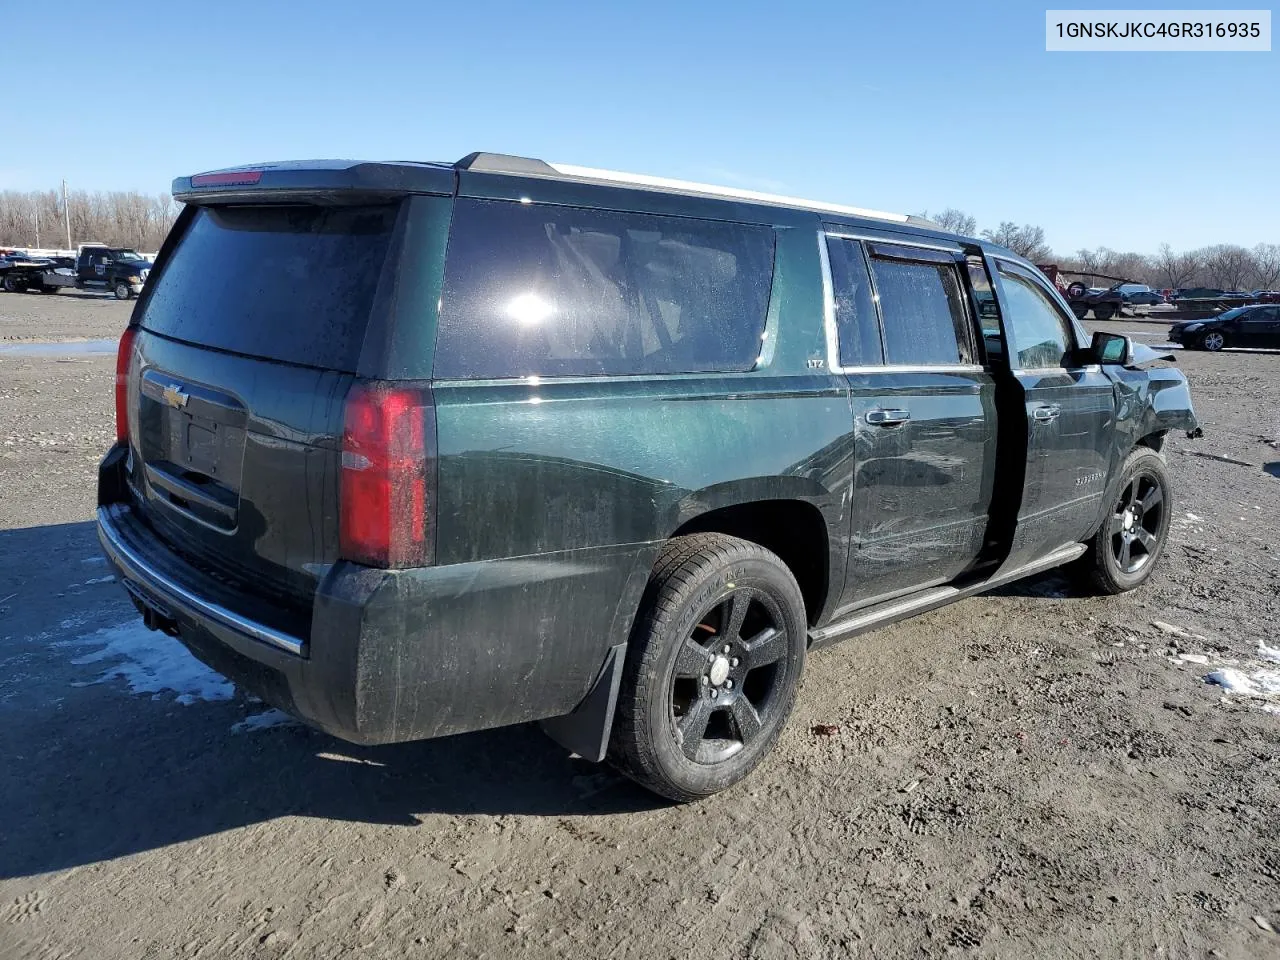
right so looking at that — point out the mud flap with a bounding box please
[539,642,626,763]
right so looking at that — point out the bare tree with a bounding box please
[0,188,180,251]
[1248,243,1280,291]
[981,222,1051,262]
[1152,243,1201,289]
[919,208,977,236]
[1200,244,1255,291]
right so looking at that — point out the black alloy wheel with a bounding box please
[1109,472,1166,575]
[608,534,807,802]
[1075,446,1173,595]
[669,587,788,764]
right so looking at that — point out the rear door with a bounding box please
[823,230,996,609]
[124,201,404,611]
[988,257,1115,568]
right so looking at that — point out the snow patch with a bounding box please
[67,621,234,705]
[81,576,116,585]
[1258,643,1280,665]
[1205,668,1264,696]
[1203,664,1280,700]
[231,709,297,734]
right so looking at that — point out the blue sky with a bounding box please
[3,0,1274,254]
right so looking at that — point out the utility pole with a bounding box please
[62,179,72,252]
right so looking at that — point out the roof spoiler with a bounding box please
[172,160,455,205]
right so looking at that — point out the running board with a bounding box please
[808,543,1088,648]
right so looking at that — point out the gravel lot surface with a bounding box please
[1,294,1278,959]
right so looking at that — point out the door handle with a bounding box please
[865,408,911,426]
[1031,404,1061,422]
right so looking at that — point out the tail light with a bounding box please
[340,382,435,568]
[115,325,138,444]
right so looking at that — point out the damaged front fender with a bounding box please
[1110,363,1201,445]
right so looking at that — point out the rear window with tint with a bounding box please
[868,253,970,366]
[140,204,398,370]
[434,199,775,379]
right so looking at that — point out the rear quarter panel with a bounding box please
[425,224,855,721]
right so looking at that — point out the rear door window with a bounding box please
[434,199,775,379]
[140,204,399,371]
[866,246,971,366]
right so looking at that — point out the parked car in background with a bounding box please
[96,152,1201,801]
[1169,304,1280,351]
[1116,284,1164,307]
[1250,290,1280,303]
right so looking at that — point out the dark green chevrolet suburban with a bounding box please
[97,153,1200,800]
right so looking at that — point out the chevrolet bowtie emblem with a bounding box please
[162,384,189,409]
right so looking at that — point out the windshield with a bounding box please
[112,250,144,261]
[1215,307,1251,321]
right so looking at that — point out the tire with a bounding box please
[1200,330,1226,351]
[1092,302,1117,321]
[1077,447,1172,595]
[113,281,132,300]
[2,274,21,293]
[1069,301,1089,319]
[608,534,808,802]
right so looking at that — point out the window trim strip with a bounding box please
[825,230,963,254]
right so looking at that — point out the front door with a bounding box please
[823,232,996,610]
[989,257,1116,569]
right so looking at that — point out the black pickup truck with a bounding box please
[1,245,152,299]
[96,154,1202,801]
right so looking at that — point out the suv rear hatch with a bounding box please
[121,169,445,629]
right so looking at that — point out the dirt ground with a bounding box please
[1,294,1278,960]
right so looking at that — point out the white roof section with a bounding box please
[548,162,910,224]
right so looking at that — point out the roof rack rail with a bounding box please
[453,152,915,226]
[547,162,911,224]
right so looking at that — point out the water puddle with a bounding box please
[0,339,117,358]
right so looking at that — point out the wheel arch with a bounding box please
[669,496,835,629]
[1135,429,1167,453]
[541,499,835,764]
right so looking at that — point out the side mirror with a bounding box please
[1091,331,1132,365]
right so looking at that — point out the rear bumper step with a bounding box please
[98,504,305,656]
[95,489,636,748]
